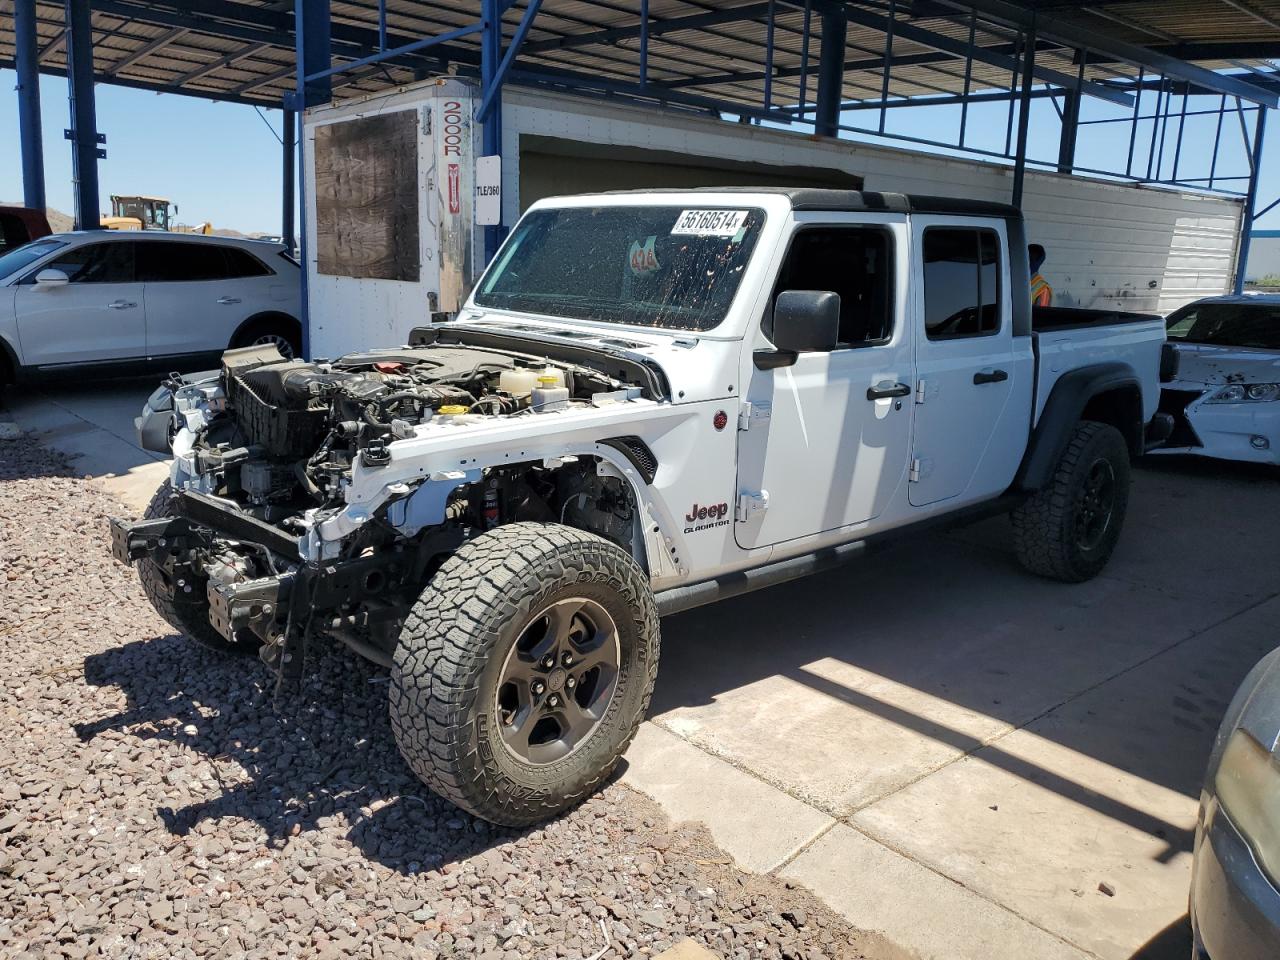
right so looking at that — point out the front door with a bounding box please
[735,220,914,549]
[908,218,1028,507]
[13,240,146,368]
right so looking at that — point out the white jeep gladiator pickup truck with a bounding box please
[110,189,1169,826]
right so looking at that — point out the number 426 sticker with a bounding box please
[671,209,749,237]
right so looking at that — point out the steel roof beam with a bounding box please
[106,25,189,75]
[931,0,1278,106]
[802,2,1132,105]
[521,2,776,54]
[169,40,270,86]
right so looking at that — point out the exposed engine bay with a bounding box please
[111,341,657,675]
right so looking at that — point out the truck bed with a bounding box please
[1031,308,1166,424]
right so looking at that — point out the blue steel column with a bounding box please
[282,107,296,251]
[293,0,332,360]
[65,0,101,229]
[1235,106,1268,295]
[481,0,503,262]
[15,0,46,211]
[814,5,847,138]
[1011,23,1036,208]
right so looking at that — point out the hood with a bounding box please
[1169,342,1280,386]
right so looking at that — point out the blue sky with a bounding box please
[2,68,1277,234]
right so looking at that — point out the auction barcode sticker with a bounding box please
[671,209,749,237]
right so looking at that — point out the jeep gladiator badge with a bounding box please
[685,502,730,534]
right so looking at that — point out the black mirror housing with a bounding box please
[772,290,840,353]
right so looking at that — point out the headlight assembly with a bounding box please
[1215,729,1280,887]
[1206,383,1280,403]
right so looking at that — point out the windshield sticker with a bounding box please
[671,209,750,238]
[628,235,661,275]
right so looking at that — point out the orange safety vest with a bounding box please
[1030,273,1053,307]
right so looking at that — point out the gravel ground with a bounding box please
[0,435,881,960]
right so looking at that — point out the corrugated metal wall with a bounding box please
[504,88,1243,316]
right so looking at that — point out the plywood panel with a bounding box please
[314,110,420,282]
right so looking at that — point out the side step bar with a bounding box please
[654,540,870,617]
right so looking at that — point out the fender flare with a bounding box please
[1014,362,1142,492]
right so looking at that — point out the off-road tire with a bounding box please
[1012,420,1130,583]
[389,522,660,826]
[136,481,249,654]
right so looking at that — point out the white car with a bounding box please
[0,231,301,388]
[1154,294,1280,465]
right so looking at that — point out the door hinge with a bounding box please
[736,490,769,522]
[909,458,922,482]
[915,380,927,404]
[738,400,771,431]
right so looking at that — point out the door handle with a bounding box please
[867,381,911,400]
[973,369,1009,385]
[107,300,137,309]
[216,296,242,305]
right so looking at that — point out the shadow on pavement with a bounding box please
[76,632,527,873]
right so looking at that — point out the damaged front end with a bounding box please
[109,342,653,677]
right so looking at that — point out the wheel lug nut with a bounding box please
[547,694,560,707]
[561,652,574,666]
[532,681,545,695]
[542,655,555,668]
[565,676,576,689]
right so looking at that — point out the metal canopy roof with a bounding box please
[1,1,1277,112]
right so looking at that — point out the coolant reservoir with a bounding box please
[538,365,565,387]
[499,369,540,397]
[532,375,570,413]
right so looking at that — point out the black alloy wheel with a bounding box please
[495,597,621,765]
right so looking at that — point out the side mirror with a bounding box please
[757,290,840,368]
[34,268,70,289]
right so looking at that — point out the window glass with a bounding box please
[44,242,135,284]
[923,228,1002,339]
[0,238,65,282]
[137,240,231,282]
[1165,302,1280,350]
[222,247,272,278]
[474,206,765,331]
[770,228,894,347]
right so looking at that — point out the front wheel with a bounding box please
[1012,420,1131,582]
[136,481,253,654]
[389,523,660,826]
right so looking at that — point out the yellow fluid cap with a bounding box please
[537,375,559,385]
[437,405,469,415]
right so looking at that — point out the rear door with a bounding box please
[12,240,146,367]
[139,240,273,359]
[908,218,1029,507]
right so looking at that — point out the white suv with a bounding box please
[0,231,301,387]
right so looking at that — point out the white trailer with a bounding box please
[303,78,1243,357]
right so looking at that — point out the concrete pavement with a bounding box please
[5,381,1278,960]
[1,378,169,513]
[624,455,1280,960]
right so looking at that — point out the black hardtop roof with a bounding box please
[591,187,1022,220]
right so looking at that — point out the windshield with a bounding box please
[1166,302,1280,350]
[0,238,64,283]
[473,205,765,331]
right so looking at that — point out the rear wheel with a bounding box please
[231,315,301,361]
[389,522,659,826]
[136,481,251,654]
[1012,420,1130,582]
